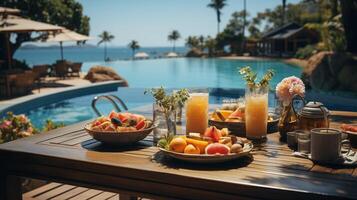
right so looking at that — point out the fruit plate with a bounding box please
[159,142,253,164]
[84,121,156,145]
[209,115,279,137]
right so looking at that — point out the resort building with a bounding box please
[257,22,319,57]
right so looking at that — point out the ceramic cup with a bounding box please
[311,128,350,163]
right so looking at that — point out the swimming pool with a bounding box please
[24,88,275,128]
[81,58,302,88]
[24,87,357,129]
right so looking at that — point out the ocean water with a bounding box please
[14,46,188,66]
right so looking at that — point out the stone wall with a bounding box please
[302,51,357,92]
[84,66,129,86]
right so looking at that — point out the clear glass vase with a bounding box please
[153,103,176,144]
[278,102,297,141]
[245,85,269,140]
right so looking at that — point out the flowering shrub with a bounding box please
[0,113,66,144]
[276,76,305,106]
[0,112,38,143]
[43,120,65,132]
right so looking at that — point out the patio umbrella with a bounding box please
[134,52,149,59]
[167,52,178,58]
[0,7,20,15]
[0,14,63,69]
[43,29,91,60]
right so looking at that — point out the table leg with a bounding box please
[0,175,22,200]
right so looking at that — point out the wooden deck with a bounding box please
[23,183,120,200]
[1,110,357,200]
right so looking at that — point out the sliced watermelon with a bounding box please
[117,113,129,123]
[109,111,117,119]
[135,120,146,130]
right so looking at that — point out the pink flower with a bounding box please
[0,120,12,129]
[27,127,34,133]
[17,114,29,124]
[276,76,305,104]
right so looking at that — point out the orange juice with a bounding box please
[245,92,268,139]
[186,93,209,135]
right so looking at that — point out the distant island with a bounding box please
[20,43,97,49]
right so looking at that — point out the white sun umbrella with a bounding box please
[167,52,178,58]
[134,52,149,59]
[0,7,20,15]
[0,14,63,69]
[44,28,91,60]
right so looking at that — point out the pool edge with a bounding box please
[0,81,125,117]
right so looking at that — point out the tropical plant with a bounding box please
[216,10,249,54]
[198,35,205,51]
[207,0,227,35]
[294,44,317,59]
[43,120,65,132]
[204,36,217,57]
[340,0,357,53]
[167,30,181,52]
[185,36,200,49]
[282,0,287,24]
[98,31,115,61]
[128,40,140,59]
[0,112,37,143]
[0,0,90,69]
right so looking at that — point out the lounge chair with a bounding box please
[32,65,49,92]
[69,62,82,77]
[53,62,69,79]
[32,64,49,79]
[10,71,35,96]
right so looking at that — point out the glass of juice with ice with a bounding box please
[186,92,209,135]
[245,86,268,140]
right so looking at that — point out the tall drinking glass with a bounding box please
[186,92,209,135]
[245,86,269,140]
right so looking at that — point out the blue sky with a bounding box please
[78,0,300,47]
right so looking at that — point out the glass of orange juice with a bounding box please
[245,86,268,140]
[186,92,209,135]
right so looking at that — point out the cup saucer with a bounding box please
[293,150,357,166]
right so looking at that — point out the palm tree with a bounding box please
[207,0,227,35]
[198,35,205,51]
[128,40,140,59]
[97,31,115,61]
[282,0,287,25]
[204,36,217,57]
[167,30,181,52]
[185,36,199,49]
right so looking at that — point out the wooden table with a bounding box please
[0,109,357,200]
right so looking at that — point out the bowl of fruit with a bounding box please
[84,111,156,145]
[158,126,253,163]
[209,102,278,136]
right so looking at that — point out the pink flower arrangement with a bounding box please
[0,120,11,129]
[276,76,305,105]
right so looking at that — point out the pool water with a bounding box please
[25,88,280,128]
[25,87,357,129]
[82,58,302,88]
[19,58,332,128]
